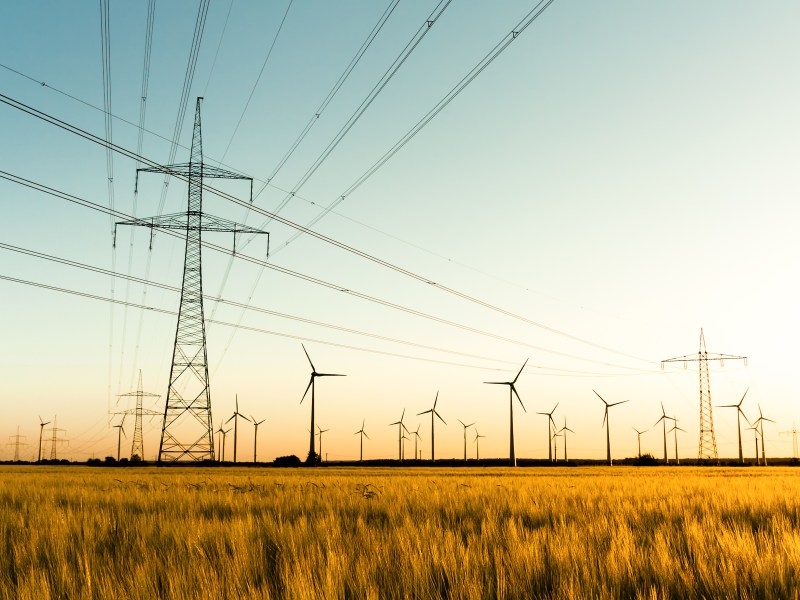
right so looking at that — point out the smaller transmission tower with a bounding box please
[48,417,69,461]
[661,329,747,460]
[781,423,799,459]
[7,427,27,462]
[116,370,161,460]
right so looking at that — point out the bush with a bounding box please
[274,455,302,467]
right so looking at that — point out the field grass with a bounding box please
[1,466,799,599]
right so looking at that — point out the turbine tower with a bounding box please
[536,403,558,462]
[484,359,528,467]
[354,419,369,462]
[751,404,774,466]
[389,409,410,462]
[558,418,574,462]
[717,388,750,464]
[116,98,269,462]
[411,424,421,461]
[113,420,126,462]
[458,419,474,461]
[669,420,685,464]
[474,429,486,460]
[417,392,446,462]
[632,427,648,458]
[594,390,629,466]
[225,395,250,463]
[37,416,51,463]
[300,344,345,465]
[661,329,747,460]
[116,370,160,460]
[252,416,265,463]
[654,402,675,464]
[316,426,329,463]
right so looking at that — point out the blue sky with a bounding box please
[1,1,798,462]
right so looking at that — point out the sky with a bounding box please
[1,1,798,463]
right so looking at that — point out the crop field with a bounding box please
[1,466,800,599]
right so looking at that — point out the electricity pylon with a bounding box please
[48,417,68,460]
[116,370,160,460]
[781,423,799,459]
[661,329,747,461]
[116,98,269,462]
[7,427,27,462]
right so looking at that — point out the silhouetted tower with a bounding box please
[116,370,160,460]
[8,426,27,462]
[116,98,269,461]
[48,417,68,460]
[661,329,747,460]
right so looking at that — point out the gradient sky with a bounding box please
[1,1,798,462]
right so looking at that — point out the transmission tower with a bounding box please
[781,423,799,459]
[116,370,160,460]
[48,417,69,460]
[661,329,747,460]
[7,426,27,462]
[116,98,269,462]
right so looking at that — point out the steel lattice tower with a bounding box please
[116,370,160,460]
[116,98,269,461]
[662,329,747,460]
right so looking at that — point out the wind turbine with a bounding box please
[251,416,265,463]
[226,395,250,463]
[113,418,126,462]
[458,419,475,461]
[536,402,559,462]
[417,392,446,462]
[401,433,410,461]
[752,404,775,466]
[411,424,421,461]
[389,409,410,462]
[632,427,649,458]
[654,402,675,464]
[747,425,760,465]
[215,427,224,461]
[37,416,51,463]
[552,431,562,461]
[668,420,685,464]
[300,344,345,464]
[558,418,574,462]
[316,426,330,463]
[484,359,528,467]
[354,419,369,462]
[717,387,750,464]
[474,429,486,460]
[594,390,629,466]
[218,427,231,462]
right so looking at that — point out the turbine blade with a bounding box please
[609,400,629,408]
[739,387,750,406]
[483,381,505,385]
[226,415,235,424]
[417,410,433,416]
[318,373,346,377]
[593,389,608,406]
[364,432,370,440]
[433,391,439,409]
[301,343,316,372]
[239,414,251,422]
[459,419,465,428]
[511,385,526,413]
[551,402,559,414]
[602,409,607,428]
[512,358,529,384]
[300,377,313,404]
[435,411,447,425]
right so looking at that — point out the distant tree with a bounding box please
[305,451,320,466]
[130,454,142,463]
[104,456,117,465]
[274,455,302,467]
[634,453,658,466]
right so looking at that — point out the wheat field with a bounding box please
[1,466,799,599]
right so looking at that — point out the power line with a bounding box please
[257,0,453,224]
[0,168,652,373]
[0,92,654,367]
[202,0,235,97]
[0,272,649,379]
[281,0,558,250]
[218,0,294,165]
[0,241,641,378]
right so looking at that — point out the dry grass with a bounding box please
[1,466,799,599]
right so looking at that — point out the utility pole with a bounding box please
[661,329,746,461]
[115,370,160,460]
[116,98,269,462]
[8,427,27,462]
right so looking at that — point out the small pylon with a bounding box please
[7,426,27,462]
[116,370,160,460]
